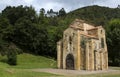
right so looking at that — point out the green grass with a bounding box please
[76,73,120,77]
[0,53,120,77]
[11,53,57,69]
[109,66,120,70]
[0,53,58,77]
[0,68,58,77]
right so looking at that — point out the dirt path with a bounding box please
[31,68,120,76]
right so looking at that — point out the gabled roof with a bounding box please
[69,19,97,30]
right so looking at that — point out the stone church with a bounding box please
[57,19,108,70]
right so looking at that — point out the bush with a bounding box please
[7,48,17,65]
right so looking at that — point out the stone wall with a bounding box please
[57,40,63,69]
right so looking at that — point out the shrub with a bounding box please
[7,48,17,65]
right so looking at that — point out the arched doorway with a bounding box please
[66,54,74,70]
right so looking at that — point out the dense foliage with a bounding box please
[0,5,120,66]
[7,47,17,65]
[0,5,68,59]
[67,5,120,26]
[106,19,120,66]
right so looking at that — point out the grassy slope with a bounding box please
[0,53,58,77]
[13,53,56,69]
[0,53,120,77]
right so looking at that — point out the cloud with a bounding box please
[33,1,64,12]
[0,0,120,13]
[95,0,119,7]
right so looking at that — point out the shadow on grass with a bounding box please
[0,55,8,63]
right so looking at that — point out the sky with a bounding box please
[0,0,120,13]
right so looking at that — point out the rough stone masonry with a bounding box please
[57,19,108,70]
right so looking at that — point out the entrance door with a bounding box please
[66,54,74,70]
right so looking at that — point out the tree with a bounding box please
[117,5,120,9]
[39,8,45,17]
[106,19,120,66]
[10,17,48,55]
[0,16,13,55]
[2,5,37,25]
[58,8,66,17]
[46,24,66,58]
[47,9,58,17]
[39,8,46,24]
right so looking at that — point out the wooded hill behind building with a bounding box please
[0,5,120,66]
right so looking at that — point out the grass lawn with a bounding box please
[76,73,120,77]
[0,68,58,77]
[109,66,120,70]
[0,53,59,77]
[11,53,57,69]
[0,53,120,77]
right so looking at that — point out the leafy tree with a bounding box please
[117,5,120,9]
[47,9,58,17]
[106,19,120,66]
[39,8,45,18]
[50,9,53,13]
[0,16,13,55]
[58,8,66,17]
[10,17,48,55]
[0,38,8,56]
[39,8,46,24]
[2,5,37,25]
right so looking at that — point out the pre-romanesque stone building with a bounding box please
[57,19,108,70]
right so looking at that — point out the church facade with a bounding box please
[57,19,108,70]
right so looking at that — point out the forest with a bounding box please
[0,5,120,66]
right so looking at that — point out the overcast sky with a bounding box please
[0,0,120,13]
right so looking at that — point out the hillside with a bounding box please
[0,53,56,69]
[65,5,120,26]
[0,53,58,77]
